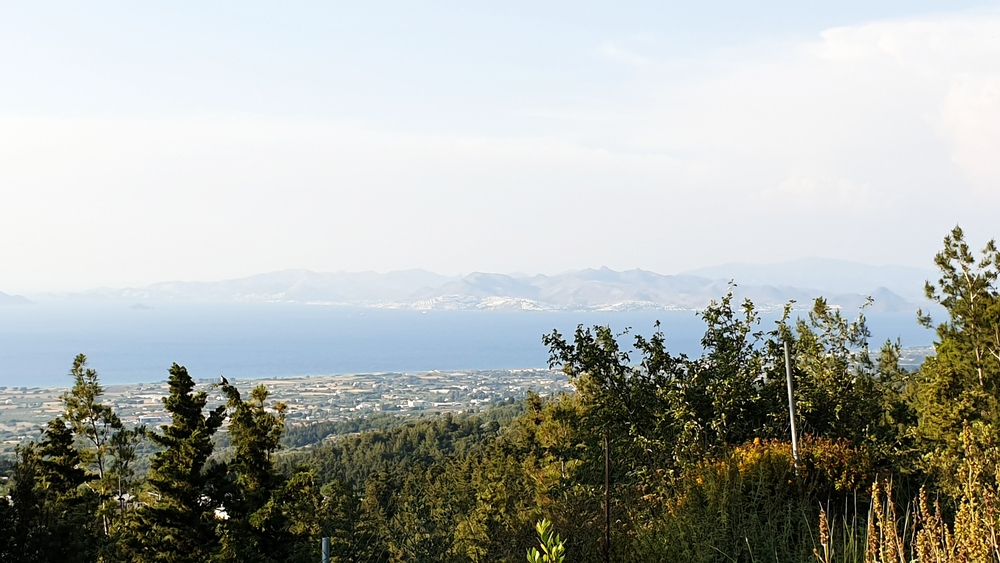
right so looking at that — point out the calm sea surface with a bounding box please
[0,303,935,388]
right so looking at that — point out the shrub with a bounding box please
[816,424,1000,563]
[527,519,566,563]
[630,438,875,563]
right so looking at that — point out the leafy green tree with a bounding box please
[658,288,798,463]
[693,290,775,447]
[791,298,907,452]
[527,519,566,563]
[543,291,787,479]
[544,323,684,470]
[544,323,685,560]
[126,363,226,563]
[915,226,1000,491]
[544,325,636,441]
[543,291,789,475]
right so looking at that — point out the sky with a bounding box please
[2,2,1000,293]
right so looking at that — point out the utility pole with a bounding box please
[784,340,800,474]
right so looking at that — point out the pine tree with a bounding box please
[915,226,1000,492]
[0,487,13,561]
[35,417,101,563]
[60,352,151,547]
[317,479,359,562]
[0,456,11,558]
[3,421,102,563]
[217,382,318,563]
[38,417,89,498]
[126,363,225,563]
[8,444,44,562]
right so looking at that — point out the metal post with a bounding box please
[321,536,331,563]
[604,431,610,563]
[784,340,800,474]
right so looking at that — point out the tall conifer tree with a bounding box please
[216,382,318,563]
[916,226,1000,492]
[35,417,100,563]
[127,363,225,563]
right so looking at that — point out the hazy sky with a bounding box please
[3,2,1000,293]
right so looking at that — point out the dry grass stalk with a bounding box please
[827,425,1000,563]
[815,504,832,563]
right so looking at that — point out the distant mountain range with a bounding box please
[23,258,939,313]
[82,269,455,304]
[682,258,936,302]
[0,291,33,306]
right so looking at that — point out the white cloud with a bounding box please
[806,16,1000,195]
[814,16,1000,77]
[599,42,653,67]
[939,74,1000,193]
[762,176,873,210]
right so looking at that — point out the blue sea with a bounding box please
[0,302,936,388]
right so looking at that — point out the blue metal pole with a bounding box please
[321,536,331,563]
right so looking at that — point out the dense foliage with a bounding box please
[2,226,1000,562]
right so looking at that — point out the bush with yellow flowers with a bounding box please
[629,437,876,563]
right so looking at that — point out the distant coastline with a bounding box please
[0,302,934,389]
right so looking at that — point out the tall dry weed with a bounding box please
[820,425,1000,563]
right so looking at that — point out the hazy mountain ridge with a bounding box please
[44,260,933,313]
[682,258,936,302]
[0,291,33,306]
[79,269,457,304]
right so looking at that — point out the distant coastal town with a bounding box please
[0,368,571,453]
